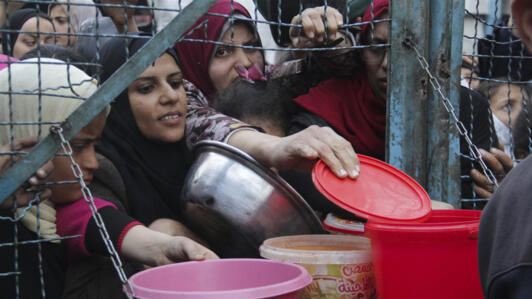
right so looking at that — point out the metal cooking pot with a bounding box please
[181,141,324,258]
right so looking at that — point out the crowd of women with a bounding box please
[0,0,530,298]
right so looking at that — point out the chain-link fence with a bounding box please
[0,0,530,297]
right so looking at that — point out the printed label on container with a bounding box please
[298,263,376,299]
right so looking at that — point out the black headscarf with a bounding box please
[1,8,52,56]
[97,36,189,225]
[478,16,532,81]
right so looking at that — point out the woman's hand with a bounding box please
[228,126,360,179]
[470,148,513,198]
[289,6,347,49]
[120,225,218,267]
[155,235,219,265]
[0,137,53,209]
[461,55,480,90]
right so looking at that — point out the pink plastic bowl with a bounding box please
[128,258,312,299]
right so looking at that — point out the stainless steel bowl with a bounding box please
[181,141,324,258]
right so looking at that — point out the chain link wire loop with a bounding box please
[50,126,135,299]
[403,38,499,190]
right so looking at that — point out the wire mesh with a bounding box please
[0,1,217,297]
[0,0,529,297]
[462,0,532,209]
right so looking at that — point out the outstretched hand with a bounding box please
[156,235,219,265]
[270,126,359,178]
[229,126,360,179]
[120,225,218,267]
[0,137,53,209]
[470,148,513,198]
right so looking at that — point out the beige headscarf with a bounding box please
[48,0,102,33]
[0,57,99,241]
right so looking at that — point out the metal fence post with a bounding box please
[426,0,464,206]
[387,0,431,185]
[0,0,218,204]
[387,0,462,206]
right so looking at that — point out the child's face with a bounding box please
[49,112,107,205]
[490,84,528,127]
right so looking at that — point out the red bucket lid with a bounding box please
[312,155,431,223]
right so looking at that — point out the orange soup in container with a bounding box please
[260,234,375,299]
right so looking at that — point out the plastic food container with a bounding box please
[365,209,483,299]
[127,258,312,299]
[312,156,483,299]
[260,235,375,298]
[323,213,365,235]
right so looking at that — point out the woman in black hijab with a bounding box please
[1,8,55,58]
[94,37,190,226]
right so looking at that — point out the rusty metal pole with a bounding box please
[387,0,431,186]
[387,0,463,206]
[425,0,463,207]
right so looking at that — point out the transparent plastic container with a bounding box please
[260,235,375,299]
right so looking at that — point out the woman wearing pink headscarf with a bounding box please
[175,0,353,103]
[175,0,262,102]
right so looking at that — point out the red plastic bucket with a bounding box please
[127,258,312,299]
[364,209,483,299]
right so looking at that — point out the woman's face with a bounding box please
[362,13,389,102]
[13,17,55,59]
[490,84,529,127]
[128,54,188,143]
[50,112,107,204]
[208,23,264,93]
[50,5,76,47]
